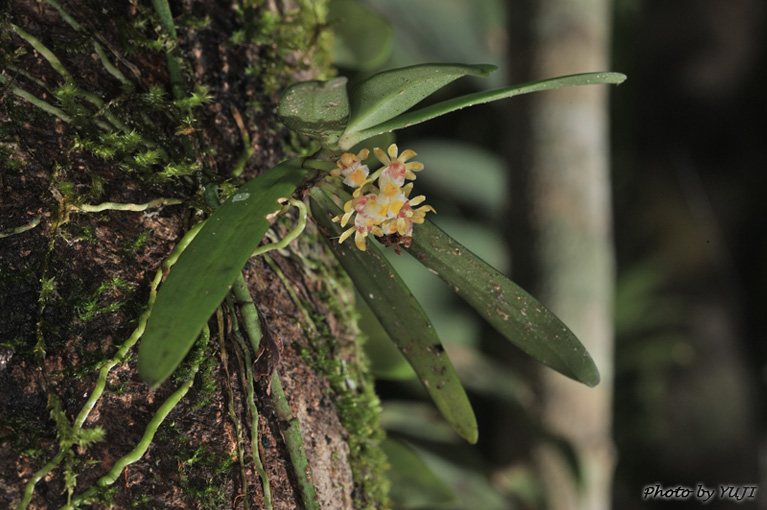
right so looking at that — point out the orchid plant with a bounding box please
[138,60,625,443]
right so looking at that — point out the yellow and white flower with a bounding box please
[373,144,424,182]
[330,148,370,188]
[332,144,433,251]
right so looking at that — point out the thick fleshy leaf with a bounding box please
[356,299,415,381]
[309,187,478,443]
[277,78,350,147]
[343,63,497,136]
[382,438,457,509]
[339,71,627,150]
[406,219,600,387]
[328,0,393,71]
[138,160,309,387]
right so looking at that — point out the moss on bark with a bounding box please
[1,1,389,509]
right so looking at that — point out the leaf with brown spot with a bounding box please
[406,219,600,387]
[309,187,478,443]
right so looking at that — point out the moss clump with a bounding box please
[190,352,219,409]
[156,420,237,510]
[73,276,133,323]
[0,414,54,460]
[177,444,237,509]
[121,229,153,257]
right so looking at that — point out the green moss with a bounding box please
[122,229,153,257]
[45,393,107,503]
[40,277,58,300]
[108,379,129,395]
[289,234,392,509]
[0,415,54,459]
[182,15,212,32]
[54,178,78,203]
[170,327,214,385]
[129,493,151,507]
[88,484,118,508]
[73,276,133,323]
[237,0,334,97]
[180,481,229,509]
[157,420,237,509]
[3,1,346,507]
[74,225,99,243]
[191,353,218,410]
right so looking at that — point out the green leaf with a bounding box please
[381,401,460,443]
[406,219,600,387]
[328,0,393,71]
[356,298,416,381]
[403,442,511,510]
[343,63,497,136]
[138,160,309,388]
[382,438,457,509]
[309,187,478,443]
[339,71,627,150]
[277,78,350,147]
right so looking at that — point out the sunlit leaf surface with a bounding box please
[340,71,627,149]
[343,63,497,136]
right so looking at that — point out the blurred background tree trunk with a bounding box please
[0,2,389,509]
[505,1,615,509]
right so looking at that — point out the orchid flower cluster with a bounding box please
[330,144,435,251]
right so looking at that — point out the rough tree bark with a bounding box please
[1,1,388,509]
[506,1,615,509]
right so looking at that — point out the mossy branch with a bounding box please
[270,372,321,510]
[16,222,205,510]
[217,307,252,510]
[232,274,319,509]
[65,326,207,509]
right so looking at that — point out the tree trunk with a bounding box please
[1,2,388,509]
[506,1,616,509]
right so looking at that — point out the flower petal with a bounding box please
[339,226,355,244]
[374,147,390,166]
[399,149,417,162]
[409,195,426,206]
[354,231,368,251]
[405,161,424,172]
[387,143,399,161]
